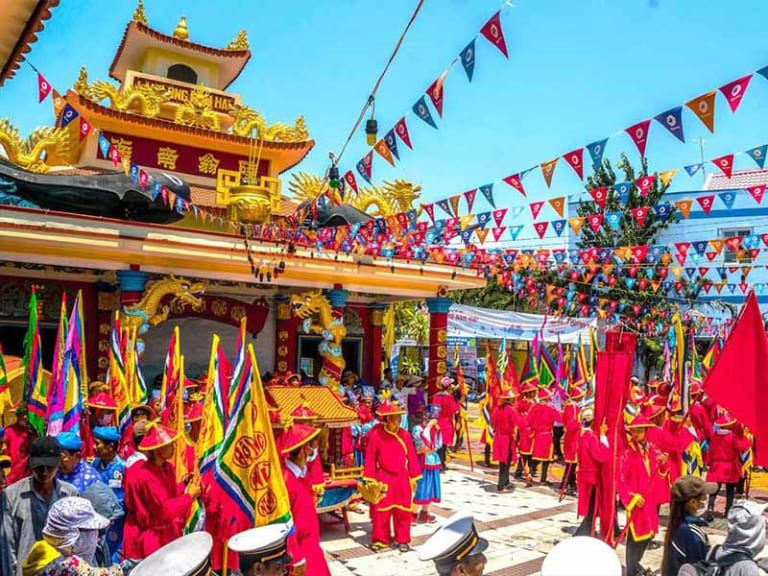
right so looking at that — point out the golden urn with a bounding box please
[227,184,272,224]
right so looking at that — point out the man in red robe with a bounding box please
[574,407,610,536]
[5,407,35,485]
[431,376,458,469]
[279,421,329,576]
[705,413,751,520]
[123,422,199,560]
[560,386,585,494]
[364,394,421,553]
[514,382,537,482]
[490,390,520,492]
[529,388,562,485]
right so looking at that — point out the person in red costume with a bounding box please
[364,393,421,553]
[123,421,199,560]
[688,383,712,465]
[560,386,586,495]
[290,403,325,495]
[490,389,521,492]
[431,376,458,470]
[660,401,697,488]
[279,421,330,576]
[182,399,203,480]
[704,412,752,521]
[514,382,537,482]
[529,388,563,485]
[5,406,36,485]
[643,396,674,508]
[574,407,611,536]
[619,414,661,576]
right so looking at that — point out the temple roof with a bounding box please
[268,386,358,428]
[109,20,251,90]
[0,0,59,87]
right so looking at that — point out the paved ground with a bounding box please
[318,415,768,575]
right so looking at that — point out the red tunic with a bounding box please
[515,399,534,455]
[123,459,192,559]
[576,429,610,517]
[646,426,674,505]
[689,402,712,443]
[363,424,421,512]
[529,402,562,461]
[706,428,751,484]
[562,403,581,463]
[431,391,458,447]
[490,404,520,464]
[5,423,35,484]
[618,442,660,541]
[283,464,331,576]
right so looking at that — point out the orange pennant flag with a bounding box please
[475,228,490,244]
[686,91,717,133]
[374,139,395,166]
[548,196,566,217]
[675,199,693,219]
[659,169,678,187]
[671,267,684,280]
[709,239,725,255]
[449,195,461,217]
[541,158,559,188]
[569,217,584,235]
[660,252,673,266]
[52,89,65,118]
[651,280,661,293]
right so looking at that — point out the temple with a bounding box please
[0,5,484,406]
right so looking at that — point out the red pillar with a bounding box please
[275,296,298,375]
[368,304,386,389]
[94,285,118,382]
[426,297,452,398]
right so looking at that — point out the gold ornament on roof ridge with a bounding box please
[79,75,170,118]
[0,118,77,173]
[173,16,189,40]
[229,103,309,142]
[174,84,220,131]
[132,0,147,25]
[226,30,249,50]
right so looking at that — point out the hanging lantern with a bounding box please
[329,165,340,189]
[365,118,378,146]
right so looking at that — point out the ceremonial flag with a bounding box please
[702,336,722,373]
[501,342,519,395]
[37,72,52,103]
[24,289,47,435]
[60,103,79,128]
[541,158,558,188]
[46,295,69,435]
[0,346,10,417]
[482,342,502,441]
[570,335,590,389]
[654,106,685,142]
[216,344,291,524]
[563,148,585,180]
[108,312,131,435]
[160,327,181,417]
[199,334,230,475]
[54,292,87,435]
[426,71,448,118]
[229,317,248,414]
[520,342,539,389]
[171,356,189,484]
[538,343,557,388]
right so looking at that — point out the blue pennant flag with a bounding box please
[605,212,622,230]
[460,39,476,82]
[685,268,696,279]
[654,106,685,143]
[384,129,399,160]
[653,204,671,222]
[718,191,736,210]
[413,96,437,129]
[502,253,516,266]
[693,241,708,256]
[746,145,767,168]
[553,250,567,264]
[727,283,737,294]
[614,181,631,201]
[152,180,162,201]
[716,266,727,279]
[97,133,111,158]
[460,229,473,245]
[509,225,524,240]
[436,199,452,215]
[743,234,760,250]
[462,252,476,267]
[425,231,436,244]
[406,209,418,227]
[356,158,371,183]
[476,212,491,228]
[552,220,566,237]
[520,166,537,180]
[129,163,140,184]
[648,245,665,264]
[598,248,611,262]
[434,220,446,234]
[757,65,768,81]
[60,103,79,128]
[479,184,495,208]
[625,278,637,290]
[568,249,581,264]
[586,138,608,170]
[684,163,703,177]
[509,206,525,220]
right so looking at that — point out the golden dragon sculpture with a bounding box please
[174,85,221,131]
[288,173,421,216]
[0,119,77,173]
[290,290,346,392]
[229,103,309,141]
[120,274,206,336]
[75,67,170,118]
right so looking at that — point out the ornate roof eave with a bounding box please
[68,91,315,174]
[0,0,60,87]
[108,20,251,89]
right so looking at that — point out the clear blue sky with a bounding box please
[3,0,768,219]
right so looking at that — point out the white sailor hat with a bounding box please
[418,512,488,570]
[228,522,293,570]
[131,532,213,576]
[540,536,621,576]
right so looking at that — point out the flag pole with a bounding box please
[222,539,229,576]
[463,413,474,472]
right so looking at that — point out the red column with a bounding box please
[275,296,298,375]
[426,297,452,397]
[368,304,386,389]
[94,285,118,382]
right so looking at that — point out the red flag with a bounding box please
[719,74,752,113]
[712,154,734,178]
[635,175,655,198]
[563,148,585,180]
[530,201,544,220]
[587,213,604,232]
[705,291,768,466]
[589,186,609,210]
[464,189,477,213]
[491,226,506,242]
[343,170,359,195]
[502,173,526,197]
[360,151,373,181]
[38,72,52,103]
[138,170,150,191]
[492,208,508,227]
[426,71,448,118]
[422,203,435,223]
[534,221,549,239]
[631,206,649,227]
[696,195,715,215]
[749,185,766,204]
[108,146,121,167]
[479,11,508,58]
[625,119,651,157]
[78,117,92,141]
[395,117,412,149]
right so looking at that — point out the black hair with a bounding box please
[661,499,687,576]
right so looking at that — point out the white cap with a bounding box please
[228,522,293,568]
[131,532,213,576]
[418,512,488,568]
[540,537,621,576]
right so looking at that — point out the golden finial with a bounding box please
[73,67,88,95]
[226,29,249,50]
[173,16,189,40]
[132,0,147,25]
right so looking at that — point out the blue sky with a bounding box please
[3,0,768,225]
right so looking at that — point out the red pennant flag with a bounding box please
[548,196,565,218]
[635,175,655,198]
[675,253,687,266]
[37,72,52,103]
[540,158,559,188]
[749,185,766,204]
[589,187,609,210]
[696,195,715,215]
[686,91,716,133]
[426,71,448,118]
[632,245,649,262]
[705,291,768,466]
[422,203,435,222]
[631,206,649,227]
[464,189,477,213]
[711,154,734,178]
[698,267,710,277]
[491,227,506,242]
[761,233,768,248]
[361,151,373,181]
[563,148,585,180]
[625,119,651,158]
[587,213,604,232]
[719,74,752,113]
[534,221,549,239]
[138,169,150,191]
[479,11,508,58]
[725,236,743,252]
[374,139,395,166]
[395,117,412,149]
[492,208,508,227]
[78,117,92,141]
[108,146,121,167]
[675,242,690,257]
[530,201,545,220]
[343,170,359,195]
[502,173,526,197]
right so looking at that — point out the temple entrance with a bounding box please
[296,336,363,383]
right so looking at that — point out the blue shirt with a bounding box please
[57,459,102,494]
[664,515,709,576]
[93,455,126,505]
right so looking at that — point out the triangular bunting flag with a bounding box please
[51,89,65,117]
[530,201,545,220]
[383,129,399,160]
[475,228,490,244]
[460,40,476,82]
[709,239,724,254]
[719,74,752,112]
[631,207,649,227]
[491,226,506,242]
[653,204,672,222]
[540,158,559,188]
[746,145,767,168]
[749,185,766,204]
[659,169,678,187]
[344,170,359,195]
[356,151,373,183]
[552,220,566,237]
[534,222,549,239]
[464,189,477,213]
[97,133,111,159]
[712,154,734,178]
[395,117,413,149]
[60,103,79,128]
[374,139,395,166]
[605,212,622,231]
[635,174,655,198]
[696,195,715,215]
[589,186,609,210]
[548,196,565,217]
[587,213,604,232]
[479,184,495,208]
[625,119,652,157]
[654,106,685,142]
[437,199,452,216]
[502,174,526,197]
[449,195,462,217]
[686,91,716,133]
[563,148,584,180]
[479,11,508,58]
[586,138,608,170]
[684,163,703,177]
[569,217,584,235]
[78,117,92,141]
[476,212,491,228]
[718,191,736,210]
[459,214,475,230]
[675,199,693,219]
[412,96,437,129]
[508,225,524,240]
[422,202,435,222]
[37,72,52,103]
[426,71,448,118]
[492,208,508,227]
